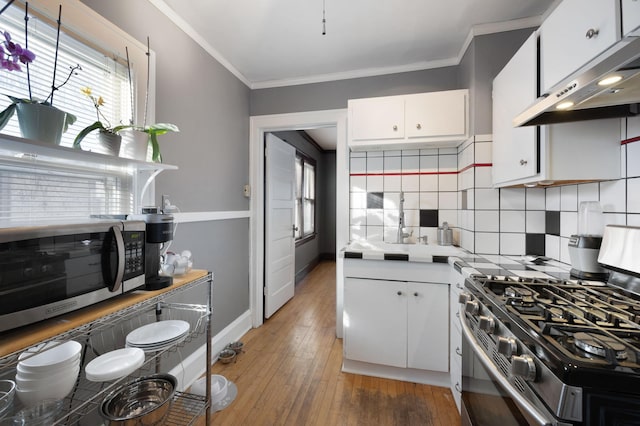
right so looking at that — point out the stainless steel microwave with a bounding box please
[0,220,146,333]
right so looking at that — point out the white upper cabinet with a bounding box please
[540,0,621,94]
[623,0,640,36]
[492,31,622,188]
[349,97,405,141]
[492,32,538,186]
[404,91,467,139]
[348,89,468,150]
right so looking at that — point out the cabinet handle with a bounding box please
[392,125,398,131]
[455,382,462,393]
[456,347,462,356]
[413,292,419,297]
[585,28,599,39]
[416,123,422,130]
[397,290,403,296]
[456,283,463,290]
[519,159,528,166]
[456,312,460,318]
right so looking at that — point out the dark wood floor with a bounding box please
[207,261,461,425]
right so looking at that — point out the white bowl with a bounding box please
[16,357,80,379]
[16,366,80,391]
[16,379,74,407]
[191,374,228,404]
[18,341,82,373]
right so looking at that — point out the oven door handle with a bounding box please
[460,309,554,426]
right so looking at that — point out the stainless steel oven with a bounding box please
[0,220,146,333]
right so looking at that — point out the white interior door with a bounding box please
[264,133,296,318]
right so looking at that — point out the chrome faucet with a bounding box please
[396,192,412,243]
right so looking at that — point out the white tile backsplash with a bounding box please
[526,210,546,233]
[475,232,499,254]
[560,211,578,237]
[349,133,640,266]
[439,174,457,192]
[384,156,401,172]
[350,157,366,173]
[475,210,499,232]
[475,188,499,210]
[384,175,401,192]
[526,188,545,210]
[577,183,599,204]
[367,157,384,173]
[560,185,578,211]
[600,179,626,212]
[500,210,526,233]
[500,188,526,210]
[439,192,458,210]
[402,174,420,192]
[419,174,438,191]
[367,175,384,192]
[500,233,525,255]
[628,178,640,213]
[420,192,438,210]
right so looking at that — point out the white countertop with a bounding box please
[342,240,468,262]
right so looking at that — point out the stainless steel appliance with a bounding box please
[460,226,640,425]
[568,202,608,280]
[0,220,145,333]
[129,211,174,290]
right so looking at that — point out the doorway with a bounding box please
[249,109,349,337]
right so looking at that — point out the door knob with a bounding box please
[292,225,299,237]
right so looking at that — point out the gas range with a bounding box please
[461,268,640,425]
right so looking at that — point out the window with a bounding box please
[295,153,315,241]
[0,4,131,151]
[0,1,153,221]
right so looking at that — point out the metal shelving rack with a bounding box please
[0,273,212,425]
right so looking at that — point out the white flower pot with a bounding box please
[96,131,122,156]
[16,102,67,145]
[119,129,149,161]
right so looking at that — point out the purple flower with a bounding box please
[1,30,34,72]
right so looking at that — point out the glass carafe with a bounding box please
[577,201,604,236]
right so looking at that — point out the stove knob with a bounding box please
[464,300,479,315]
[478,316,496,334]
[511,355,537,382]
[497,337,518,358]
[458,292,471,304]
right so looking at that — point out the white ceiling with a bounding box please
[150,0,557,90]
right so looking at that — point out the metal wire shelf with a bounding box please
[0,273,212,425]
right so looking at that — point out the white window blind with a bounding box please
[294,153,316,240]
[0,3,143,222]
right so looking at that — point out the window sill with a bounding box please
[295,233,316,247]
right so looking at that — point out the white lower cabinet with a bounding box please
[449,268,465,413]
[344,278,449,372]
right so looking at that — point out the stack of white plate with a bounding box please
[125,320,190,353]
[15,341,82,407]
[85,347,145,382]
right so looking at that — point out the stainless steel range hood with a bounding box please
[514,29,640,127]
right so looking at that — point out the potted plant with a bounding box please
[117,40,178,163]
[0,5,77,145]
[73,87,126,156]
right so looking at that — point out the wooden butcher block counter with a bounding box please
[0,269,209,358]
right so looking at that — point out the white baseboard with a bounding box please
[341,359,450,388]
[169,310,253,390]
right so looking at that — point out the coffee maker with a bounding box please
[129,208,174,290]
[568,201,609,280]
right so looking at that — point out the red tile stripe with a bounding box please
[349,162,492,177]
[622,135,640,145]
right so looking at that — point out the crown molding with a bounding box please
[150,1,545,90]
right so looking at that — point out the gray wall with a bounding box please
[459,29,536,134]
[271,131,336,277]
[251,67,460,115]
[82,0,251,336]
